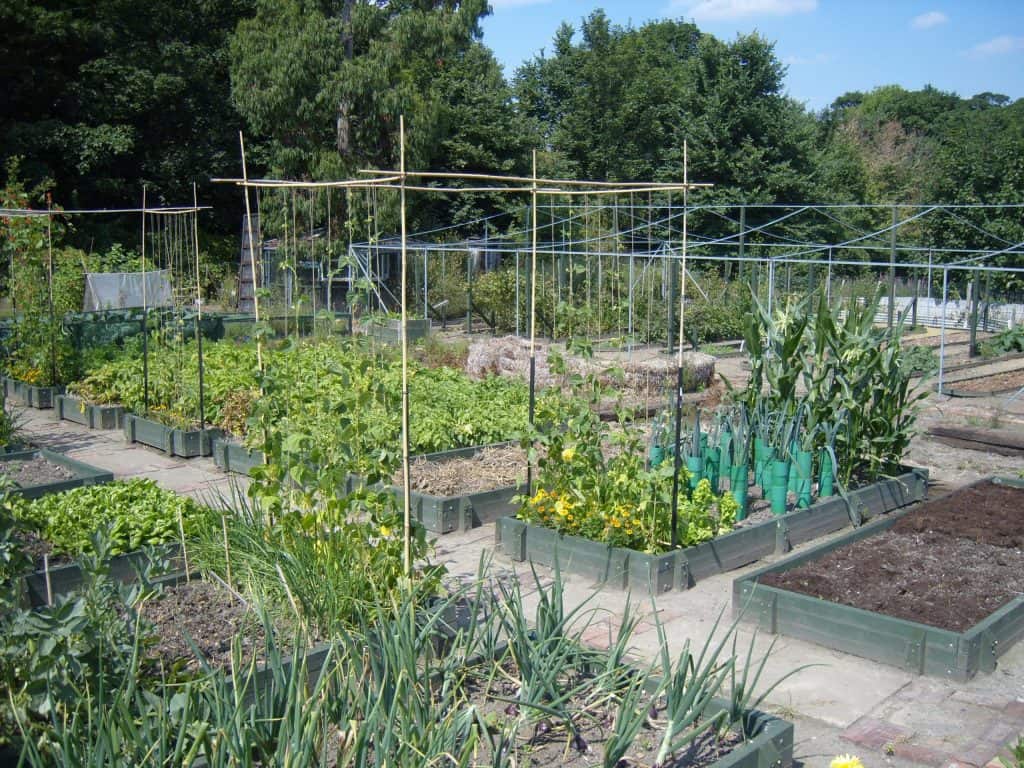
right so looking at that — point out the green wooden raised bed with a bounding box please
[495,517,684,594]
[391,443,522,534]
[733,481,1024,681]
[706,701,793,768]
[55,394,124,430]
[123,413,219,458]
[496,467,928,593]
[23,544,185,607]
[1,375,63,409]
[211,436,264,476]
[0,448,113,500]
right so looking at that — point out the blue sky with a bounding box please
[479,0,1024,111]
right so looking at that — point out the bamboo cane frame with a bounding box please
[217,129,714,576]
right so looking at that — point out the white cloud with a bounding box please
[966,35,1024,57]
[911,11,948,30]
[489,0,553,7]
[677,0,817,21]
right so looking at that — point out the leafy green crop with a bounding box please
[70,336,534,455]
[8,480,208,557]
[68,337,259,432]
[981,325,1024,357]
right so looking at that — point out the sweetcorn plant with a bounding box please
[739,287,926,485]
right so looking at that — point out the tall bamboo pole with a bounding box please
[45,195,57,387]
[192,183,206,431]
[669,141,688,549]
[399,115,413,578]
[239,132,263,373]
[527,150,538,493]
[141,187,150,414]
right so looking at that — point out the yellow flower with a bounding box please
[379,525,392,538]
[561,447,576,462]
[554,496,573,517]
[531,489,547,505]
[830,756,864,768]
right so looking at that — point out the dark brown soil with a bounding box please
[141,579,269,674]
[0,455,75,488]
[18,529,60,567]
[891,480,1024,547]
[761,480,1024,632]
[951,367,1024,394]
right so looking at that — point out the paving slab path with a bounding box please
[7,402,1024,768]
[12,405,247,505]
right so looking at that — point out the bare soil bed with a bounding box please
[0,455,75,488]
[141,579,270,674]
[399,445,527,497]
[760,480,1024,632]
[948,367,1024,394]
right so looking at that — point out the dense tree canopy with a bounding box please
[1,1,1020,280]
[815,84,1024,281]
[230,0,492,177]
[514,12,818,202]
[0,0,254,247]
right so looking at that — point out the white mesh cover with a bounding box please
[83,271,173,311]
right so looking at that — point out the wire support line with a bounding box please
[353,238,1024,261]
[357,168,713,189]
[934,206,1021,248]
[948,236,1024,266]
[0,206,210,216]
[765,206,942,261]
[211,176,404,189]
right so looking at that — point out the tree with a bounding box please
[0,0,255,248]
[514,13,817,203]
[412,43,535,233]
[231,0,491,180]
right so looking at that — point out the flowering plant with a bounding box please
[517,349,737,554]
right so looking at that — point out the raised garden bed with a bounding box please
[496,467,927,593]
[211,435,264,476]
[392,443,525,534]
[55,394,124,430]
[941,365,1024,397]
[464,655,792,768]
[733,477,1024,681]
[142,577,272,674]
[123,413,220,457]
[0,448,113,500]
[1,375,64,409]
[21,544,184,607]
